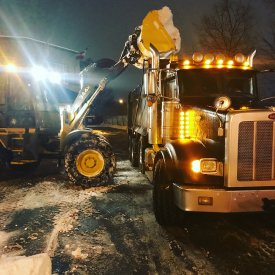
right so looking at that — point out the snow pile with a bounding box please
[0,253,51,275]
[158,6,181,52]
[71,247,88,260]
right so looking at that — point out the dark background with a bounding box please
[0,0,273,99]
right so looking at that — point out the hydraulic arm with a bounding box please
[61,6,181,140]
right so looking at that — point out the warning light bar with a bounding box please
[175,52,255,70]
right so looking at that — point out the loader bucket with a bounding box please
[138,6,181,58]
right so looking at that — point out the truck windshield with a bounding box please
[178,69,256,98]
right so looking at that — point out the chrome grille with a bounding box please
[238,121,274,181]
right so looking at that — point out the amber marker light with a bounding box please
[242,61,250,69]
[179,111,185,139]
[182,59,191,68]
[192,160,200,173]
[179,110,195,139]
[198,196,213,206]
[183,60,190,65]
[227,60,234,68]
[204,54,214,65]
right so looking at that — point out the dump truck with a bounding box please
[126,7,275,225]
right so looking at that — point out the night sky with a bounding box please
[0,0,272,97]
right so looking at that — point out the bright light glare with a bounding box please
[6,63,17,72]
[118,99,124,104]
[49,72,61,84]
[31,66,47,81]
[31,66,62,83]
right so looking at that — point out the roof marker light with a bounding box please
[216,54,225,65]
[227,60,234,67]
[183,59,190,66]
[234,53,245,63]
[204,54,214,65]
[192,52,204,63]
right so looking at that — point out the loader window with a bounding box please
[8,75,34,110]
[0,76,6,105]
[0,74,6,104]
[178,69,256,98]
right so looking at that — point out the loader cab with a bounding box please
[0,70,61,133]
[0,72,36,128]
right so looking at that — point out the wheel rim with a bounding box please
[76,149,104,177]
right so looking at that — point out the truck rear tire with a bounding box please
[153,159,180,226]
[129,135,139,167]
[65,134,115,188]
[138,136,146,174]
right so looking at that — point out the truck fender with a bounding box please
[154,148,174,183]
[164,140,210,184]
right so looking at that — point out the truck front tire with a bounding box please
[153,159,181,226]
[65,134,115,188]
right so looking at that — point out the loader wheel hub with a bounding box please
[76,149,104,177]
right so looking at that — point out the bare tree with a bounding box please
[195,0,256,55]
[262,0,275,59]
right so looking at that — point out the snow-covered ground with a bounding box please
[0,128,275,274]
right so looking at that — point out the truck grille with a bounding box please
[238,121,274,181]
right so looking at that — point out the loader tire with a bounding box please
[65,134,116,188]
[153,159,180,226]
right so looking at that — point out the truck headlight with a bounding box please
[201,159,217,173]
[191,158,223,176]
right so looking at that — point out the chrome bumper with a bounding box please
[173,184,275,212]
